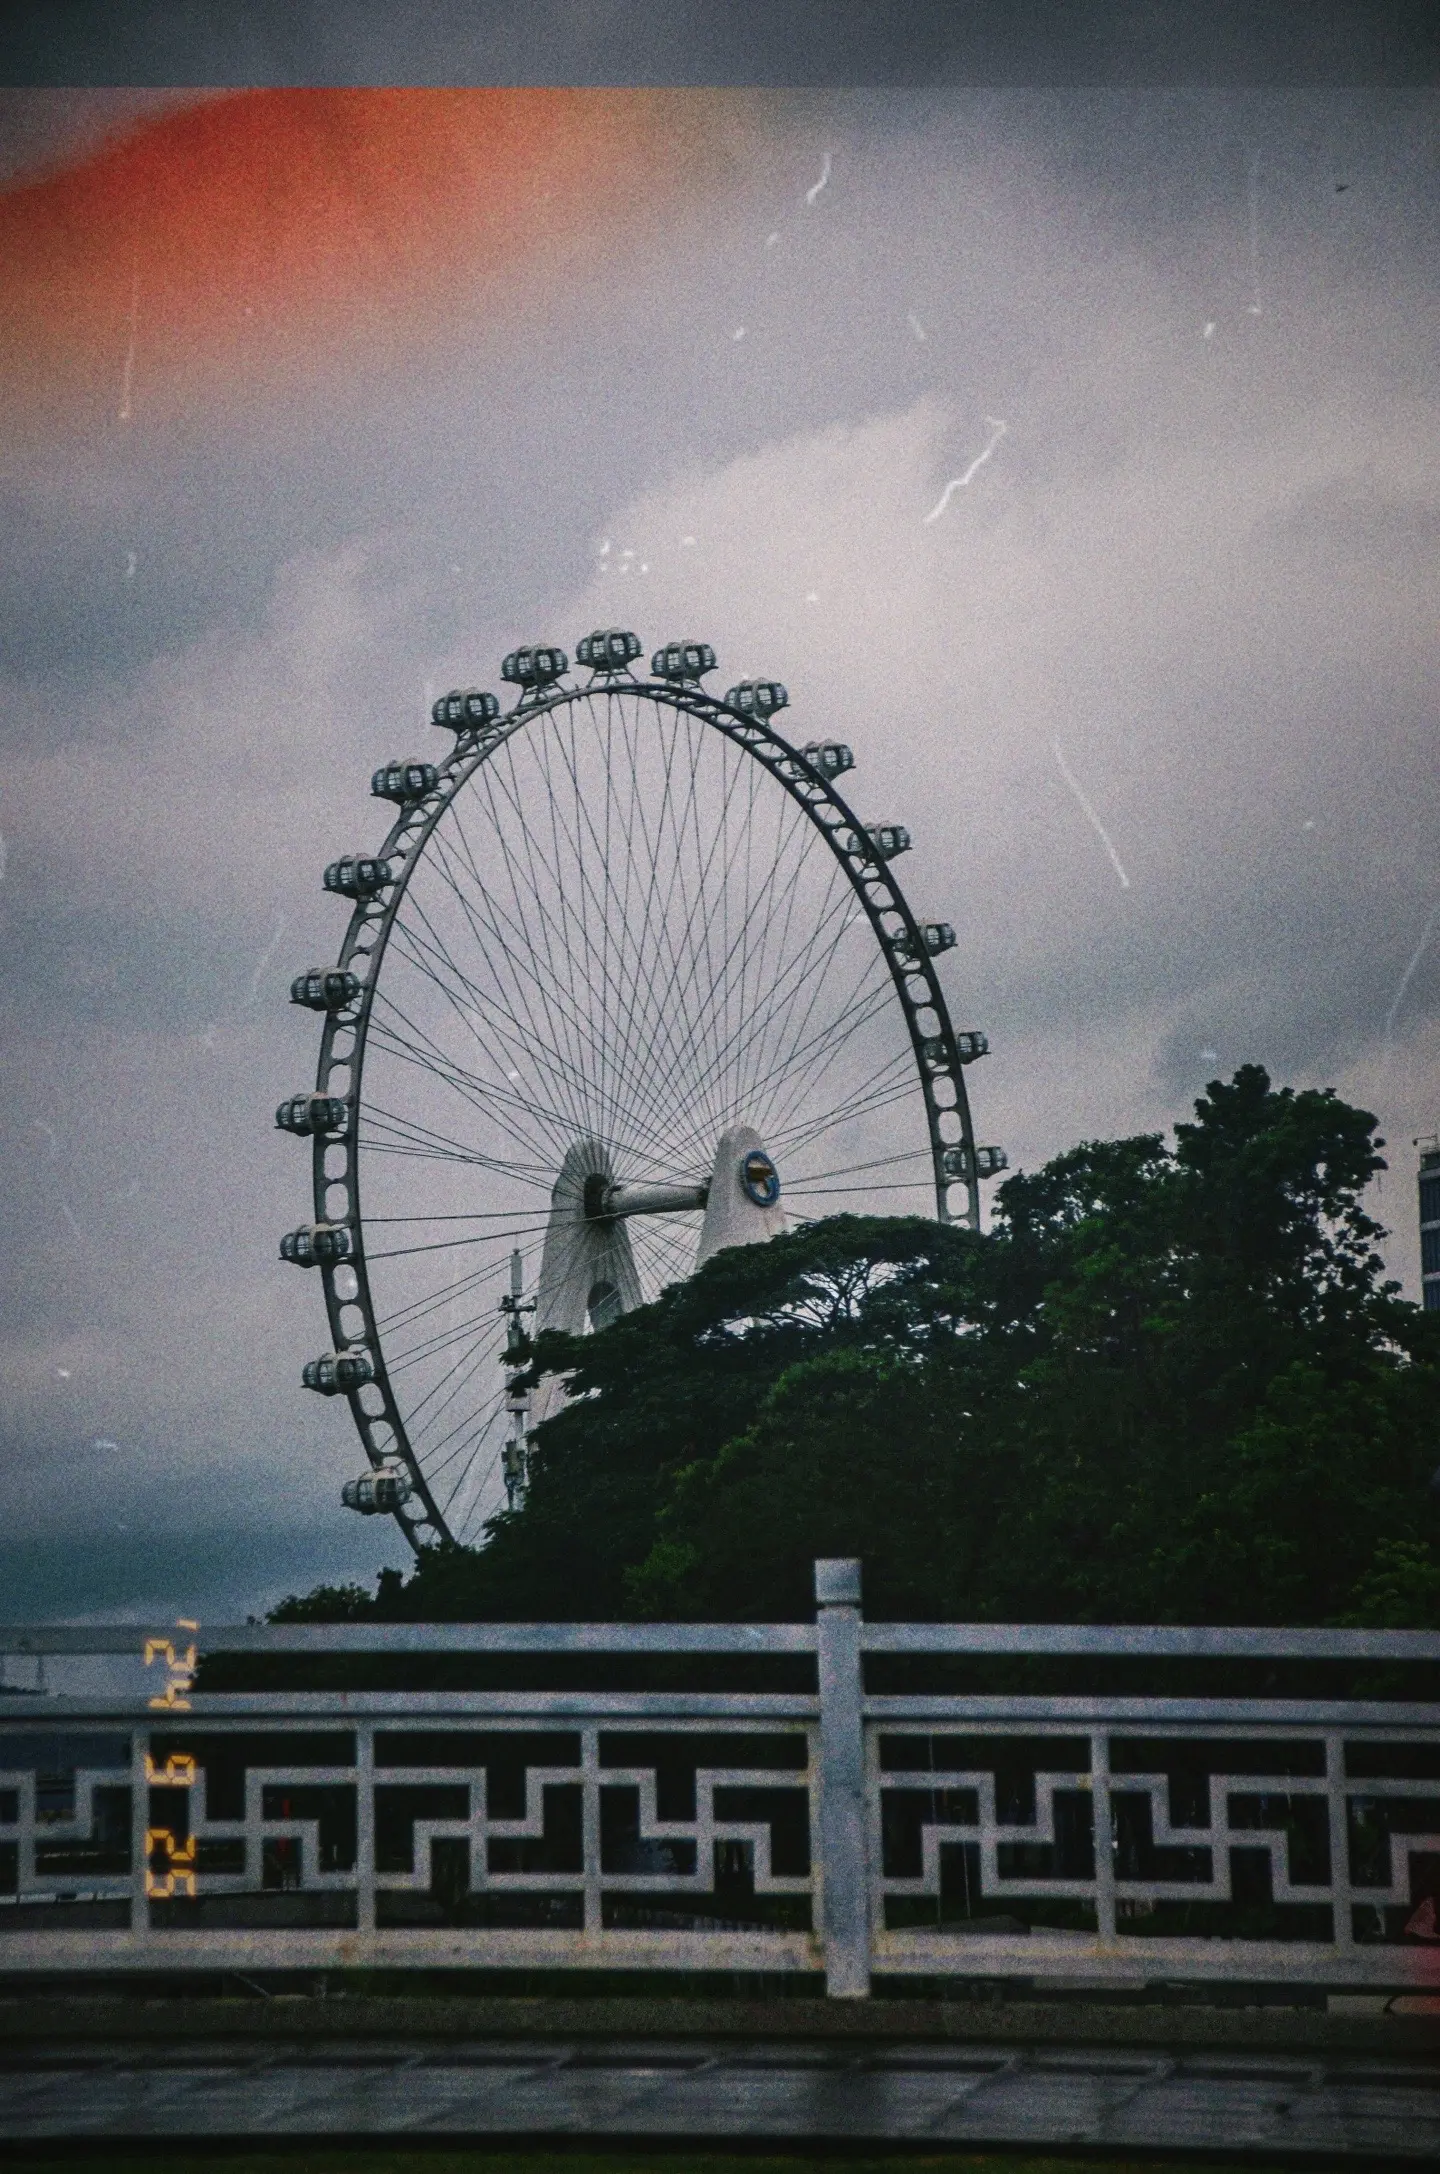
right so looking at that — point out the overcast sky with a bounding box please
[0,86,1435,1622]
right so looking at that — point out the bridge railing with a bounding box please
[1,1560,1437,1997]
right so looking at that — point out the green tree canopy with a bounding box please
[284,1066,1440,1628]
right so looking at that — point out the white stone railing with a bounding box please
[2,1562,1437,1997]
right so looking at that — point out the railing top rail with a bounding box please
[0,1691,1432,1727]
[0,1621,819,1657]
[1,1619,1437,1659]
[0,1690,817,1721]
[862,1622,1440,1660]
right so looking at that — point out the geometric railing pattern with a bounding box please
[2,1563,1438,1996]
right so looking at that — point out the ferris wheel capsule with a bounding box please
[865,824,912,860]
[895,920,957,960]
[942,1143,1008,1181]
[279,1222,353,1267]
[725,678,788,718]
[324,855,392,901]
[290,967,360,1012]
[501,644,568,690]
[303,1349,375,1395]
[954,1031,989,1062]
[576,628,642,672]
[275,1092,349,1136]
[802,740,854,778]
[432,688,500,732]
[342,1465,413,1515]
[371,760,440,803]
[651,639,717,683]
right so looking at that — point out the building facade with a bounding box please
[1421,1139,1440,1311]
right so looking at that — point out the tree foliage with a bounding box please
[287,1067,1440,1627]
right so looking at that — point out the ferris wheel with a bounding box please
[276,630,1005,1551]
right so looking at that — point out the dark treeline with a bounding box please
[278,1067,1440,1630]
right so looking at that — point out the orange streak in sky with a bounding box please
[0,88,764,432]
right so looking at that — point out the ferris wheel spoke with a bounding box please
[373,1252,519,1336]
[640,707,741,1144]
[628,1214,705,1292]
[769,1066,922,1159]
[407,1363,506,1456]
[454,1459,504,1545]
[364,1208,553,1225]
[366,1014,580,1179]
[737,925,896,1136]
[690,766,824,1125]
[537,702,639,1128]
[370,947,598,1169]
[537,698,683,1155]
[360,1102,555,1186]
[784,1176,937,1201]
[452,747,704,1182]
[424,796,619,1144]
[762,1057,916,1159]
[477,729,636,1138]
[367,1216,552,1263]
[651,727,788,1149]
[729,893,873,1125]
[730,753,807,1115]
[384,886,599,1151]
[738,989,901,1148]
[621,752,808,1152]
[734,846,863,1108]
[437,1432,501,1528]
[428,1404,507,1520]
[361,1086,554,1175]
[732,819,818,1117]
[571,693,731,1154]
[548,694,623,1126]
[757,902,886,1081]
[418,825,599,1146]
[367,1001,577,1158]
[786,1145,935,1184]
[441,1430,507,1537]
[488,729,608,1136]
[770,1042,916,1141]
[678,741,770,1127]
[407,1351,507,1448]
[570,694,696,1153]
[386,1308,508,1373]
[669,890,887,1141]
[602,691,721,1143]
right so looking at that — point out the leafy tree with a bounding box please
[374,1214,982,1622]
[282,1067,1440,1628]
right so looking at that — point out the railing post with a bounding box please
[814,1557,869,1997]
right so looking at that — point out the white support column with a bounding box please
[695,1126,785,1267]
[581,1727,604,1942]
[1325,1731,1356,1953]
[815,1557,870,1997]
[1091,1728,1117,1947]
[354,1724,376,1934]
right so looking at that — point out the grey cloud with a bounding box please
[1,88,1434,1617]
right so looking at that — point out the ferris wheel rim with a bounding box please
[294,659,984,1552]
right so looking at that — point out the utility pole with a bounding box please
[500,1247,536,1509]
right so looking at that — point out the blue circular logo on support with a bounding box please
[741,1150,781,1207]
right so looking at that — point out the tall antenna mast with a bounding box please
[500,1246,535,1509]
